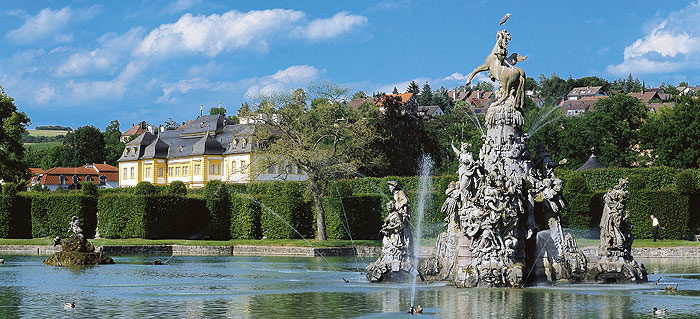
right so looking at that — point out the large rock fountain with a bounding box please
[424,20,587,287]
[366,181,416,282]
[44,216,114,266]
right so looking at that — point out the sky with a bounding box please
[1,0,699,131]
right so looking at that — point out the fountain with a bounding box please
[365,181,416,282]
[43,216,114,266]
[422,17,587,287]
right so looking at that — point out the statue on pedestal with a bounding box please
[43,216,113,267]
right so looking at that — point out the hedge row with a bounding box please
[96,194,208,239]
[28,193,97,239]
[556,167,699,193]
[0,195,31,238]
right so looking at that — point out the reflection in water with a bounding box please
[0,255,699,318]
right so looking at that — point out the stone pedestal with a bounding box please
[43,236,114,267]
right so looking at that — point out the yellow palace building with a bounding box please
[118,114,307,188]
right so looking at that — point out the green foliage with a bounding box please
[97,194,207,239]
[103,120,125,166]
[627,173,646,192]
[80,181,98,197]
[135,181,156,194]
[202,180,231,240]
[255,181,313,239]
[62,125,106,167]
[564,173,589,194]
[229,194,261,239]
[28,193,97,238]
[29,183,49,192]
[674,170,698,194]
[561,191,604,236]
[556,167,680,193]
[406,81,420,94]
[0,86,31,182]
[627,190,690,240]
[0,194,32,238]
[640,97,700,168]
[168,181,187,196]
[323,195,383,240]
[209,106,227,116]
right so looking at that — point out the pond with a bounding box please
[0,255,698,318]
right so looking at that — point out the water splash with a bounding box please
[333,186,368,268]
[467,106,485,136]
[527,105,561,138]
[410,154,434,309]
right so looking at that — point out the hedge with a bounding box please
[322,194,383,240]
[556,167,683,193]
[97,194,207,239]
[202,180,231,240]
[229,193,262,239]
[0,194,31,238]
[29,193,97,238]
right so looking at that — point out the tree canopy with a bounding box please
[0,86,31,182]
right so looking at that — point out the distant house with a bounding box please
[628,91,661,104]
[31,163,119,190]
[561,96,608,116]
[447,89,470,102]
[417,105,444,119]
[120,121,151,142]
[349,93,420,114]
[566,86,606,101]
[678,86,700,96]
[466,90,496,108]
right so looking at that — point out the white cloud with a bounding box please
[56,28,144,77]
[157,77,213,103]
[137,9,305,57]
[245,65,321,97]
[302,11,367,40]
[165,0,201,14]
[66,61,146,102]
[35,83,56,104]
[6,6,101,44]
[136,9,368,58]
[607,1,700,75]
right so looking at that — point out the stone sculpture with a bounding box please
[586,178,647,283]
[43,216,114,267]
[425,16,587,287]
[366,181,416,282]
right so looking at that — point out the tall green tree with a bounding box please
[419,82,433,106]
[209,105,227,116]
[251,82,381,240]
[63,126,106,167]
[406,80,420,94]
[103,120,125,166]
[0,86,31,182]
[640,97,700,168]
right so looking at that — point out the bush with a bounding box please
[0,194,32,238]
[256,181,312,239]
[627,190,690,240]
[169,181,187,196]
[323,195,383,240]
[29,193,97,238]
[97,193,207,239]
[627,173,646,192]
[556,167,682,192]
[674,170,698,194]
[564,173,589,194]
[80,181,98,198]
[229,193,261,239]
[202,180,231,240]
[135,181,156,195]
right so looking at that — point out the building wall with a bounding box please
[119,161,140,187]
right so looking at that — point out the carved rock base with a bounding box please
[365,259,414,283]
[585,258,647,284]
[43,236,114,267]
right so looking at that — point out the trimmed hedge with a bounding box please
[627,190,690,240]
[557,167,682,193]
[202,180,231,240]
[256,182,313,239]
[322,195,383,240]
[229,193,262,239]
[97,194,207,239]
[29,193,97,238]
[0,194,31,238]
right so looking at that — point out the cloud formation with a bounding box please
[6,6,101,44]
[607,1,700,75]
[136,9,367,57]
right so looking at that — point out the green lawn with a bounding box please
[0,238,382,247]
[24,141,62,151]
[27,129,70,137]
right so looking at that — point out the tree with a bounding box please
[209,104,227,116]
[392,87,399,94]
[419,82,433,106]
[431,86,453,112]
[640,97,700,168]
[250,82,381,240]
[103,120,124,166]
[0,86,31,182]
[424,100,483,175]
[679,81,689,87]
[538,73,569,100]
[610,73,643,94]
[406,81,420,94]
[62,126,106,167]
[164,117,179,130]
[473,81,495,92]
[238,102,251,117]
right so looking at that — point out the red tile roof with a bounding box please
[122,123,148,137]
[375,93,414,106]
[31,164,119,186]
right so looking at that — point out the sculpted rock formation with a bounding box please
[366,181,416,282]
[586,179,647,283]
[43,216,114,267]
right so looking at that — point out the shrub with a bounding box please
[80,181,98,198]
[29,193,97,238]
[202,180,231,240]
[230,193,261,239]
[322,195,383,240]
[256,181,312,239]
[627,173,646,192]
[0,194,32,238]
[168,181,187,196]
[674,170,698,194]
[565,173,589,194]
[627,190,690,240]
[134,181,156,195]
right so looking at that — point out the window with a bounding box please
[241,161,246,173]
[175,167,180,176]
[210,164,220,175]
[145,167,151,178]
[123,168,127,179]
[242,139,247,148]
[158,167,163,177]
[195,164,201,175]
[130,167,135,179]
[297,166,303,174]
[286,164,293,174]
[267,164,275,174]
[169,167,174,177]
[231,161,237,173]
[183,166,188,176]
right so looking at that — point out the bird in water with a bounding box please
[664,285,677,292]
[499,13,511,25]
[407,305,423,314]
[653,307,667,315]
[64,302,75,309]
[342,278,349,283]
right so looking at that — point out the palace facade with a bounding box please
[118,114,306,188]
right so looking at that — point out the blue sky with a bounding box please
[1,0,699,131]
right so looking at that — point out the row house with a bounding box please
[31,164,119,190]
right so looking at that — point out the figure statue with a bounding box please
[43,216,114,267]
[366,181,415,282]
[532,143,566,178]
[452,141,482,201]
[466,29,527,111]
[69,216,84,239]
